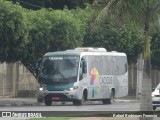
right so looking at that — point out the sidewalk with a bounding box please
[115,96,139,102]
[0,96,138,106]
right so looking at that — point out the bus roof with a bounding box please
[44,50,81,56]
[44,48,126,57]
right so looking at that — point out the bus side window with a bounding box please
[79,58,87,81]
[82,60,87,74]
[125,63,128,73]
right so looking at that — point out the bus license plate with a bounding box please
[52,97,60,100]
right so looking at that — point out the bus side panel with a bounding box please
[112,55,128,98]
[113,74,128,98]
[86,55,112,100]
[87,75,112,100]
[82,53,128,100]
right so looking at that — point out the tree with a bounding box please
[8,0,94,10]
[0,0,28,63]
[0,0,91,78]
[85,22,144,63]
[22,7,91,77]
[117,24,144,63]
[93,0,160,114]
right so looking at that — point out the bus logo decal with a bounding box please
[90,67,99,85]
[90,67,99,98]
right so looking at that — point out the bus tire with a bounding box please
[45,100,52,106]
[83,89,88,101]
[73,94,84,106]
[153,106,157,110]
[102,91,114,104]
[73,100,82,105]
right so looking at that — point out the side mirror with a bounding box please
[35,58,42,75]
[152,88,155,92]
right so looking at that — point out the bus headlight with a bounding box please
[39,84,47,91]
[39,87,44,91]
[152,94,155,97]
[68,86,78,91]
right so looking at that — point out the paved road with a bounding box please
[0,98,159,120]
[0,100,139,111]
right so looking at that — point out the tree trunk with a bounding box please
[139,55,153,120]
[139,14,153,120]
[140,59,152,108]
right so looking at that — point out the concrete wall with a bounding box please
[0,62,37,97]
[128,63,160,96]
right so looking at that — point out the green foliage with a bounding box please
[85,23,144,63]
[94,0,160,60]
[151,33,160,70]
[118,24,144,63]
[8,0,94,10]
[2,0,160,77]
[84,23,118,50]
[0,0,28,62]
[21,7,91,76]
[0,0,91,77]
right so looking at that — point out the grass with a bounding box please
[27,111,160,120]
[28,117,72,120]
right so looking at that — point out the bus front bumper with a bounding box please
[37,90,79,102]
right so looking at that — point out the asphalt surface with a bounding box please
[0,96,138,107]
[0,97,159,120]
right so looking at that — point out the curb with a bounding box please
[115,99,139,102]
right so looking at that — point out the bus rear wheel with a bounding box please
[102,91,114,104]
[153,106,157,110]
[73,100,82,105]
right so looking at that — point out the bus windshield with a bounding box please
[39,55,79,84]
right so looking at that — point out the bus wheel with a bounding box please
[73,93,85,106]
[73,100,82,105]
[153,106,157,110]
[45,100,52,106]
[102,91,114,104]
